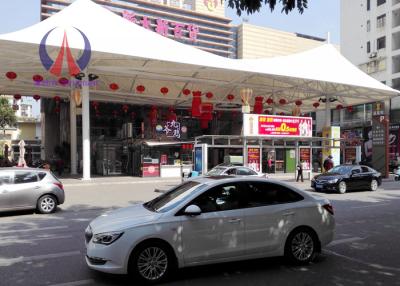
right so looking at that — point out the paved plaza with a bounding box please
[0,175,400,286]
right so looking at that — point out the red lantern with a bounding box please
[200,103,213,129]
[191,91,202,118]
[122,104,129,113]
[313,102,320,108]
[227,94,234,101]
[109,83,119,91]
[6,71,17,80]
[295,100,302,106]
[182,89,191,96]
[160,87,169,95]
[347,106,353,112]
[167,106,177,121]
[279,99,287,105]
[58,77,69,86]
[33,95,41,101]
[205,92,213,99]
[266,98,274,105]
[13,94,22,100]
[136,85,145,93]
[253,96,264,114]
[149,106,158,126]
[32,74,43,82]
[336,104,343,110]
[54,96,61,102]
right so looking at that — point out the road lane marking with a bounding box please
[329,237,364,246]
[49,279,95,286]
[325,249,400,272]
[351,203,391,209]
[0,250,81,267]
[0,225,68,235]
[0,235,74,246]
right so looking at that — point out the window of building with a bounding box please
[367,41,371,53]
[367,20,371,32]
[367,0,370,10]
[377,0,386,6]
[377,36,386,49]
[377,14,386,28]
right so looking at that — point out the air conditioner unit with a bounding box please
[369,52,377,58]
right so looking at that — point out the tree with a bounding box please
[0,97,17,136]
[227,0,308,16]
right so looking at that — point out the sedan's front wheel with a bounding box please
[285,228,319,265]
[130,242,175,284]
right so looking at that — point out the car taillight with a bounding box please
[323,204,334,215]
[53,182,64,191]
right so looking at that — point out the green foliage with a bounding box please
[227,0,308,16]
[0,97,17,133]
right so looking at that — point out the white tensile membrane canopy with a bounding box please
[0,0,398,113]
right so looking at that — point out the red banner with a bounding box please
[258,115,312,137]
[247,147,260,172]
[299,148,311,170]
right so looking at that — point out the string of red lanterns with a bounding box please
[313,102,320,108]
[266,98,274,105]
[5,71,17,80]
[160,87,169,95]
[205,92,213,99]
[33,95,41,101]
[279,99,287,105]
[182,89,191,96]
[227,94,234,101]
[32,74,43,83]
[295,100,302,106]
[13,94,21,101]
[336,104,343,110]
[58,77,69,86]
[109,83,119,91]
[136,85,145,93]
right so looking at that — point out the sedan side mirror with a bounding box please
[183,205,201,216]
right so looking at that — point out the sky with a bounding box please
[0,0,341,43]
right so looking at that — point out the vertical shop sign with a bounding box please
[160,154,167,165]
[247,147,261,172]
[372,101,389,177]
[299,148,311,170]
[163,120,181,138]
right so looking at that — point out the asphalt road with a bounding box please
[1,178,400,286]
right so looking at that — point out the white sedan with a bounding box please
[205,165,266,177]
[85,177,335,284]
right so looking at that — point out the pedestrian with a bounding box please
[296,160,304,182]
[323,155,334,172]
[267,157,273,173]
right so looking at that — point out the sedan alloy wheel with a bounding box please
[338,181,347,194]
[370,179,378,191]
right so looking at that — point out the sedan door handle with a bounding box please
[228,218,242,223]
[283,212,295,216]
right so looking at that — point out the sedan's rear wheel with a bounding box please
[130,242,174,284]
[37,195,57,214]
[285,228,318,265]
[338,181,347,194]
[370,179,378,191]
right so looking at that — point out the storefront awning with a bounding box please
[0,0,398,112]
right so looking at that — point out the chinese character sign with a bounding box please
[247,147,260,172]
[122,10,199,42]
[163,120,181,138]
[243,114,312,137]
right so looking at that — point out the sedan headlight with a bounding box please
[327,178,339,184]
[92,232,124,245]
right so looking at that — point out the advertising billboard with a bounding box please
[243,114,312,137]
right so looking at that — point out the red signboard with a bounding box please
[247,147,260,172]
[258,115,312,137]
[142,162,160,177]
[299,148,311,170]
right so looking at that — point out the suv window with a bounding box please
[14,172,38,184]
[38,172,47,180]
[243,182,303,207]
[191,183,242,212]
[0,172,13,185]
[236,167,257,176]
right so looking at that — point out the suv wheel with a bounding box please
[37,195,57,214]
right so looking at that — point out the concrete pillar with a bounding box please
[70,89,77,175]
[81,74,91,180]
[324,95,331,127]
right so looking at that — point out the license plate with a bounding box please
[316,183,323,189]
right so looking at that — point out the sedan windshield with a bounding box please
[328,165,353,175]
[205,167,226,176]
[144,181,203,213]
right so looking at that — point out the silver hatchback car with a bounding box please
[0,168,65,214]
